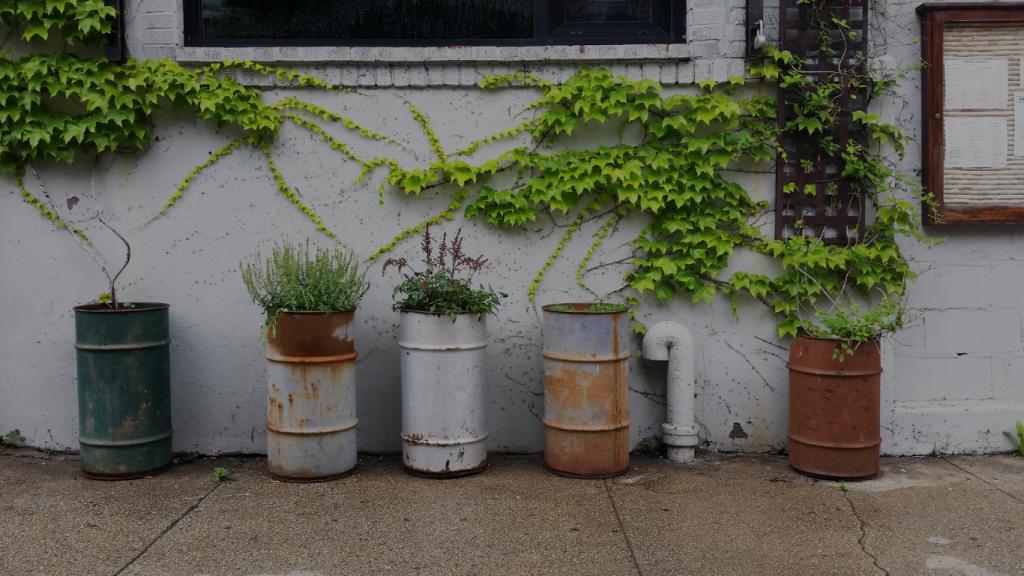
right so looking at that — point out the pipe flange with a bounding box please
[662,423,700,447]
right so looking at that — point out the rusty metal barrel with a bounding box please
[75,303,173,480]
[542,304,631,478]
[399,311,489,478]
[787,336,883,480]
[266,310,358,482]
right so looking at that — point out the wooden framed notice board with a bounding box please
[919,3,1024,224]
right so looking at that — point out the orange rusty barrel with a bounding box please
[787,336,882,480]
[542,303,631,478]
[266,310,358,482]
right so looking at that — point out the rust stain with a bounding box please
[542,307,630,479]
[326,401,333,411]
[787,336,882,480]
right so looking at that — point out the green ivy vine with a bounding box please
[3,0,933,342]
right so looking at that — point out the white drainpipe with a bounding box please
[642,321,699,463]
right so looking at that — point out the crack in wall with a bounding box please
[843,493,891,576]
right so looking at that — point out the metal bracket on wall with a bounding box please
[746,0,766,58]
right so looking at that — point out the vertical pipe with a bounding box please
[642,321,699,463]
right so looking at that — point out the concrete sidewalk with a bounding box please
[1,448,1022,576]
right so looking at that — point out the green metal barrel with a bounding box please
[75,303,172,480]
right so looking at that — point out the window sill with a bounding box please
[175,43,694,64]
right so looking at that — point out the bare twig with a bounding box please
[29,162,112,297]
[597,283,631,301]
[89,157,131,308]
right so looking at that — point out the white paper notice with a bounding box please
[945,58,1008,109]
[945,118,1007,168]
[1015,93,1024,156]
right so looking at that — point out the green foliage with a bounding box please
[633,435,665,456]
[383,225,506,322]
[2,2,348,243]
[367,61,928,340]
[548,303,628,312]
[4,1,933,343]
[0,0,116,45]
[240,238,370,340]
[2,429,25,445]
[213,467,232,484]
[837,482,850,492]
[1006,420,1024,456]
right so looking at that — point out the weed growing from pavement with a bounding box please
[1005,420,1024,456]
[2,429,25,445]
[214,467,233,484]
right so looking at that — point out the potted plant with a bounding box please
[27,163,176,480]
[784,294,910,480]
[384,226,505,478]
[241,239,370,482]
[541,302,631,479]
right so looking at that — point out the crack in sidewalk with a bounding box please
[941,457,1024,505]
[843,494,890,576]
[112,481,222,576]
[603,478,644,576]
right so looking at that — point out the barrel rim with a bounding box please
[541,302,629,314]
[74,302,170,313]
[267,308,356,315]
[794,334,881,345]
[398,308,487,317]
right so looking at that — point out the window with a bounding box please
[183,0,686,46]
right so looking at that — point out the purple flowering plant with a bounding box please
[383,225,507,322]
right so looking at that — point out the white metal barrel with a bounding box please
[399,310,488,477]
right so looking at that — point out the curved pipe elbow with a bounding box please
[641,321,698,462]
[642,321,694,361]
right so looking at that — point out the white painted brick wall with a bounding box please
[894,357,994,402]
[924,310,1022,354]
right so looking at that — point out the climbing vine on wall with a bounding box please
[2,0,934,340]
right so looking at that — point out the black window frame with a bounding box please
[182,0,686,47]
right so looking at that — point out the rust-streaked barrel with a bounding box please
[787,336,882,480]
[542,303,630,478]
[75,303,172,480]
[266,310,358,482]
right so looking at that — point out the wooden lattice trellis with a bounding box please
[775,0,869,244]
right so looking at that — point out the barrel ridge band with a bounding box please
[785,363,883,377]
[542,419,631,432]
[398,342,488,351]
[265,420,359,435]
[787,432,882,449]
[75,339,171,351]
[79,430,173,447]
[541,351,631,363]
[400,433,489,446]
[266,351,358,364]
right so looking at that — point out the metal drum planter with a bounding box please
[400,310,488,478]
[75,303,172,480]
[787,336,883,480]
[266,310,358,482]
[542,304,631,479]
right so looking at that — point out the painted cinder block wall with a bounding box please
[1,0,1022,456]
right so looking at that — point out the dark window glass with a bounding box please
[200,0,534,40]
[183,0,685,46]
[565,0,652,23]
